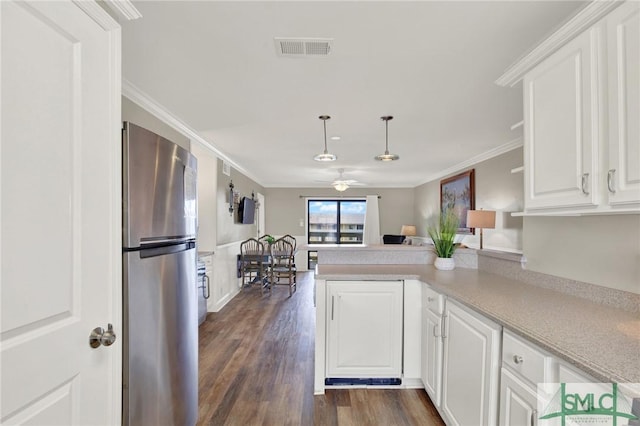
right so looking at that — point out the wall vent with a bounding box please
[274,37,332,57]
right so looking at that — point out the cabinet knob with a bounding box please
[513,354,524,364]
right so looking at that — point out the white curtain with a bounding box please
[363,195,381,245]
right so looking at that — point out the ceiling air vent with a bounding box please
[274,37,332,57]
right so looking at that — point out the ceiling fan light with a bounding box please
[333,182,349,191]
[375,116,399,162]
[314,115,337,162]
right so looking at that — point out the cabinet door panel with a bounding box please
[524,28,600,210]
[607,1,640,206]
[499,368,538,426]
[441,301,501,426]
[422,308,443,407]
[326,281,402,378]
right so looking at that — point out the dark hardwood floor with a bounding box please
[197,271,445,425]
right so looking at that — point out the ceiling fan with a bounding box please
[318,169,366,192]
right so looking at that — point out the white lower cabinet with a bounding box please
[500,367,539,426]
[499,330,556,426]
[440,299,502,426]
[326,280,403,379]
[422,307,443,406]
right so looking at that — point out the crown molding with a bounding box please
[416,137,524,187]
[122,79,263,185]
[101,0,142,21]
[496,0,623,87]
[73,0,121,30]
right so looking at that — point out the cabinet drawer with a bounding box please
[423,286,444,314]
[502,330,550,386]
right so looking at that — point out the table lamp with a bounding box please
[400,225,417,244]
[466,210,496,250]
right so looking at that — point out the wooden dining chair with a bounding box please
[240,238,269,294]
[269,238,296,297]
[282,234,297,283]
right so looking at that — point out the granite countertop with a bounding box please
[315,264,640,386]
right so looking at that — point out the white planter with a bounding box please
[434,257,455,271]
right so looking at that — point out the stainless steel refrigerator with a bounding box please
[122,122,198,426]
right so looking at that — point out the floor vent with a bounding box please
[274,37,332,57]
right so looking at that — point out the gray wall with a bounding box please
[217,160,265,245]
[524,215,640,294]
[122,96,190,149]
[413,147,524,252]
[264,187,415,237]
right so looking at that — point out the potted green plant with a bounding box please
[427,209,460,270]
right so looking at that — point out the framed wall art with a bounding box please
[440,169,475,234]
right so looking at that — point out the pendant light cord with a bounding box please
[323,119,328,153]
[385,119,389,154]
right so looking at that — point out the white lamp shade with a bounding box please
[466,210,496,229]
[400,225,417,236]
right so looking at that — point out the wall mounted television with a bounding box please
[238,197,255,224]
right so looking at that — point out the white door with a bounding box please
[326,281,403,378]
[607,1,640,206]
[1,1,121,425]
[441,300,501,426]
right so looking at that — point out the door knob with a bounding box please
[89,323,117,348]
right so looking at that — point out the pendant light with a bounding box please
[314,115,337,162]
[375,116,399,161]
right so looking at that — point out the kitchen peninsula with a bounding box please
[313,244,640,425]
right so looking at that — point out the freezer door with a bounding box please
[123,244,198,426]
[123,122,197,248]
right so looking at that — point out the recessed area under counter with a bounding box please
[315,264,640,386]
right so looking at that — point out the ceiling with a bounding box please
[121,1,585,189]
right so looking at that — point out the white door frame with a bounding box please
[0,1,122,423]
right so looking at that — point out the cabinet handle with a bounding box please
[441,314,447,338]
[531,408,538,426]
[204,275,211,299]
[607,169,616,193]
[331,296,335,321]
[581,173,590,195]
[427,296,435,302]
[433,323,440,337]
[513,354,524,364]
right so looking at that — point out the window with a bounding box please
[307,199,366,269]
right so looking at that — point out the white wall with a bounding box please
[524,215,640,294]
[413,147,524,253]
[190,142,218,252]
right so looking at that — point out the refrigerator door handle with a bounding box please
[139,237,192,247]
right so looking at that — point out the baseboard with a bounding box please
[211,287,240,312]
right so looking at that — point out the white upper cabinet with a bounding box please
[606,1,640,206]
[510,1,640,215]
[524,28,600,211]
